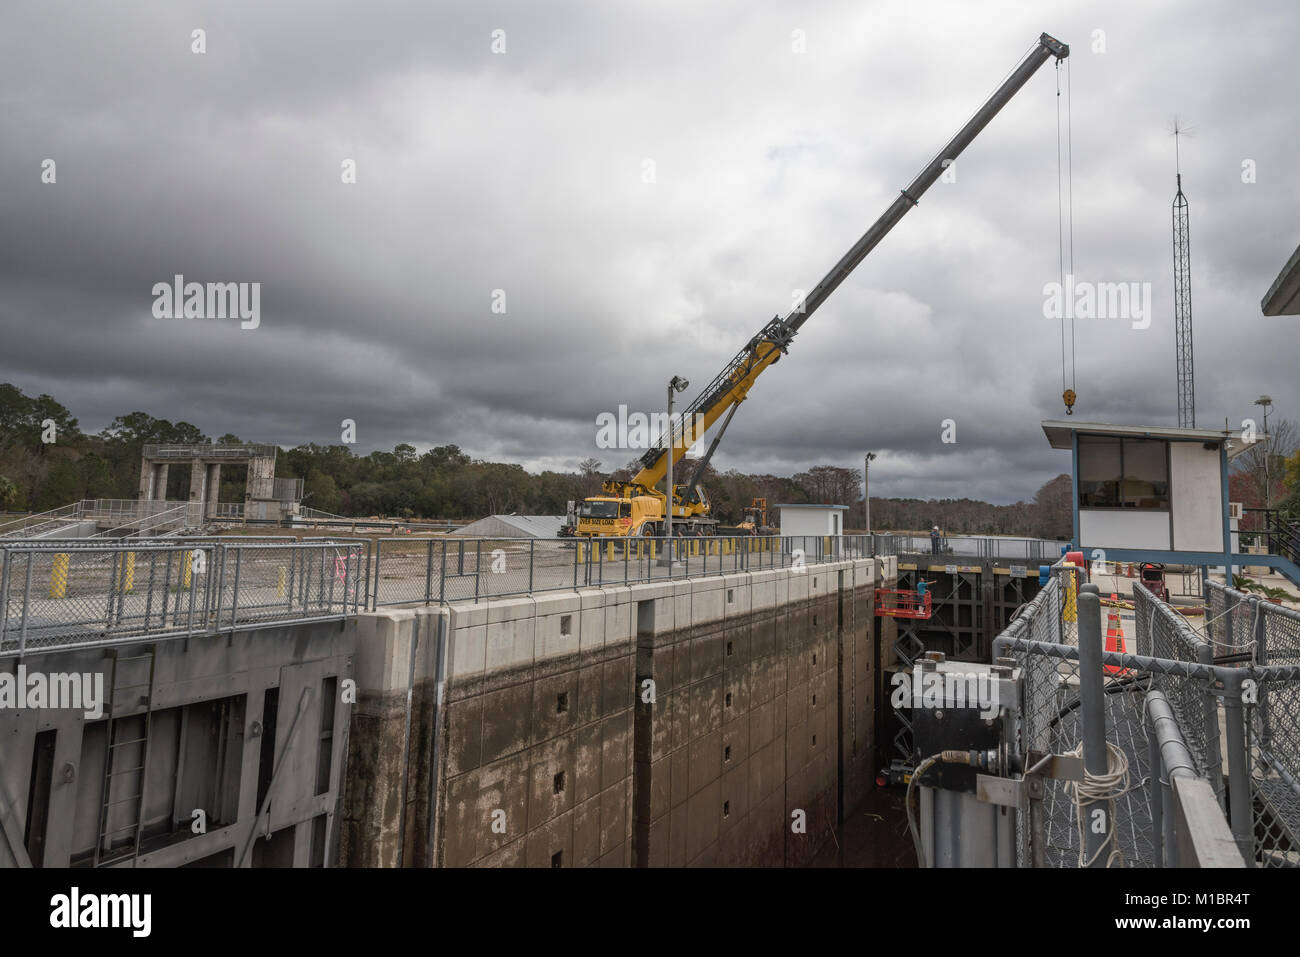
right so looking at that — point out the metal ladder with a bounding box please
[94,645,157,867]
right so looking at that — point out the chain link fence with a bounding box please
[992,567,1300,867]
[1206,579,1300,667]
[1,539,368,656]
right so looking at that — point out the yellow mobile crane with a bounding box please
[574,32,1070,538]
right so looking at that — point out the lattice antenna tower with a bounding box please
[1171,119,1195,428]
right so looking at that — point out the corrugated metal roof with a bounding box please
[452,514,567,538]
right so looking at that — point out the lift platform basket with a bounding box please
[874,587,932,620]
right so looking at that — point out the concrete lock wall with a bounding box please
[1,622,354,869]
[341,555,894,867]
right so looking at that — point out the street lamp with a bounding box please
[664,375,690,544]
[864,452,876,536]
[1256,395,1273,510]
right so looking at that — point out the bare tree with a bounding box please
[1233,417,1297,511]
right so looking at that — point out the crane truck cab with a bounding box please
[575,493,663,537]
[574,484,718,537]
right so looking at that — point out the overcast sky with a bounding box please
[2,0,1297,504]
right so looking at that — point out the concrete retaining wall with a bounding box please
[341,555,895,867]
[1,622,354,868]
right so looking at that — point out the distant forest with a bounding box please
[0,382,1079,536]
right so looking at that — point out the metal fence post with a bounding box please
[530,539,536,594]
[1220,669,1254,866]
[1146,710,1166,865]
[19,555,33,658]
[439,539,447,605]
[231,547,243,630]
[1251,594,1267,664]
[425,540,434,604]
[1076,584,1113,867]
[0,548,9,650]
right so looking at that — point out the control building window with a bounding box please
[1077,436,1169,510]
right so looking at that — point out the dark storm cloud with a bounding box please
[2,0,1297,503]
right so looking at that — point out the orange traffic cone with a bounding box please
[1104,607,1128,676]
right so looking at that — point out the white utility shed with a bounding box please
[775,504,848,537]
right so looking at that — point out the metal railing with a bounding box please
[272,477,304,502]
[1,533,881,654]
[1,538,368,656]
[142,443,279,459]
[885,533,1064,562]
[991,568,1300,867]
[1242,507,1300,567]
[369,533,875,608]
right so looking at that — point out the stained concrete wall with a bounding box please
[633,560,882,867]
[341,555,895,867]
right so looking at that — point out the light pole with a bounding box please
[1256,395,1273,510]
[864,452,876,536]
[663,375,690,548]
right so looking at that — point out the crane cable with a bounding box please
[1056,58,1077,415]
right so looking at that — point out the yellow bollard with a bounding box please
[1063,562,1078,623]
[607,541,615,562]
[278,566,287,597]
[49,552,69,599]
[650,540,657,560]
[182,550,192,589]
[121,552,135,594]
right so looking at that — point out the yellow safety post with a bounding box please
[49,552,69,599]
[1063,562,1078,623]
[650,540,657,560]
[577,542,586,564]
[607,541,615,562]
[278,566,287,597]
[182,550,192,589]
[121,552,135,594]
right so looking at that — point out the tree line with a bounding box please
[0,381,1156,537]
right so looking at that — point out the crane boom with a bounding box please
[585,32,1068,536]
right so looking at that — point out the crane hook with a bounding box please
[1062,389,1076,415]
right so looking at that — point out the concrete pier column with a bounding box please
[138,462,155,500]
[205,463,221,518]
[154,464,169,500]
[189,458,206,504]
